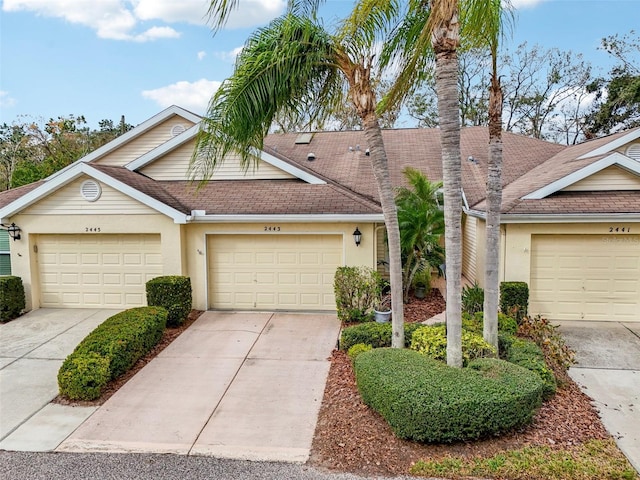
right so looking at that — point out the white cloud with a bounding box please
[141,79,221,113]
[0,91,17,108]
[197,51,207,61]
[214,46,244,62]
[2,0,285,41]
[510,0,548,8]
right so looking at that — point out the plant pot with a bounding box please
[374,309,392,323]
[414,285,426,299]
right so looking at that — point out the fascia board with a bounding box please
[501,212,640,224]
[0,162,188,224]
[522,152,639,200]
[257,149,326,185]
[189,214,384,223]
[577,128,640,159]
[47,106,202,180]
[126,124,199,171]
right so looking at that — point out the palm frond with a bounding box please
[192,14,342,180]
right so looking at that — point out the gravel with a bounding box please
[0,451,421,480]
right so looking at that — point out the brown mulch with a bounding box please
[308,290,610,477]
[53,309,204,407]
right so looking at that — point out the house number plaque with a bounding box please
[608,227,631,233]
[85,227,102,232]
[264,226,281,231]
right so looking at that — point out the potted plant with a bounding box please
[374,295,392,323]
[412,270,431,299]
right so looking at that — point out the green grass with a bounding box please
[410,439,638,480]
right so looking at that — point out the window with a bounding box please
[0,229,10,275]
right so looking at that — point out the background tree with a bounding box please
[196,2,407,347]
[1,115,132,189]
[586,30,640,136]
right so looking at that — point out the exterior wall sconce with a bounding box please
[6,223,21,241]
[352,227,362,247]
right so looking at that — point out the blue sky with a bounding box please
[0,0,637,129]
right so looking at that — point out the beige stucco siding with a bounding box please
[141,141,296,181]
[21,178,157,215]
[562,165,640,191]
[94,116,196,167]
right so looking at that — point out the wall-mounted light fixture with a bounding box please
[352,227,362,247]
[2,223,22,241]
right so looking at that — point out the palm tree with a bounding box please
[194,4,406,347]
[395,167,445,303]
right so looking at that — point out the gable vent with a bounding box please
[80,180,102,202]
[170,124,186,137]
[626,143,640,161]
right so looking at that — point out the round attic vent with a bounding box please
[80,180,102,202]
[170,124,186,137]
[626,143,640,161]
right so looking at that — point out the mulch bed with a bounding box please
[308,290,610,477]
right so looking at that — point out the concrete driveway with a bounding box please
[558,321,640,473]
[2,310,340,463]
[0,309,120,449]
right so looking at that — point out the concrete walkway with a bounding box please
[0,309,120,450]
[558,321,640,474]
[56,311,340,462]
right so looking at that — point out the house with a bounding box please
[0,105,638,322]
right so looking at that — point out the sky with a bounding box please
[0,0,638,129]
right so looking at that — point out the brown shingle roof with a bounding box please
[504,191,640,215]
[0,182,44,209]
[160,180,382,215]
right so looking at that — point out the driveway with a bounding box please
[0,309,120,449]
[558,321,640,473]
[2,310,340,463]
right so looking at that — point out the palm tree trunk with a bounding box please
[483,71,503,352]
[435,43,463,368]
[363,115,405,348]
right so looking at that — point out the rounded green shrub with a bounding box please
[340,322,423,351]
[58,352,111,401]
[410,324,496,366]
[146,276,192,327]
[462,312,518,335]
[0,276,26,323]
[354,348,543,443]
[347,343,372,361]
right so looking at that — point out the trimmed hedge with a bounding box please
[146,276,192,327]
[500,333,557,399]
[463,311,518,335]
[340,322,423,351]
[0,276,26,323]
[354,348,543,443]
[500,282,529,321]
[58,306,168,400]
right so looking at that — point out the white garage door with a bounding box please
[530,234,640,322]
[38,234,162,308]
[208,234,343,311]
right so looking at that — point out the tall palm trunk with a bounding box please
[483,53,503,352]
[363,117,404,347]
[433,6,463,368]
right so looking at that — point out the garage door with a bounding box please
[530,234,640,321]
[208,234,343,310]
[38,234,162,308]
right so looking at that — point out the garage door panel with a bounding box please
[531,234,639,322]
[38,234,161,308]
[208,234,342,311]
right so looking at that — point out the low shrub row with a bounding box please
[354,348,543,443]
[340,322,423,351]
[58,306,168,400]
